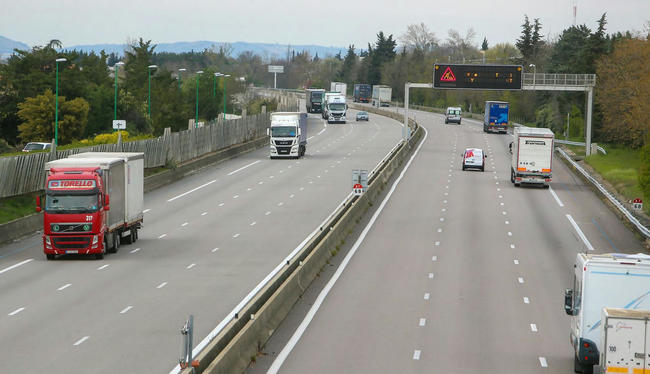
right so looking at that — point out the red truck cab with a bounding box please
[41,168,109,259]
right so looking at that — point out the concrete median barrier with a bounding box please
[187,110,424,374]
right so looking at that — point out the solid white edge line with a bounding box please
[0,258,34,275]
[548,186,565,207]
[267,125,428,374]
[227,160,261,176]
[566,214,595,251]
[167,179,217,202]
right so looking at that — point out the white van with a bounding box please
[564,253,650,373]
[445,107,462,124]
[461,148,486,171]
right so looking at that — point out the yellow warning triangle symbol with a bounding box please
[441,67,456,82]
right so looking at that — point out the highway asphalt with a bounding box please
[254,107,644,373]
[0,109,402,373]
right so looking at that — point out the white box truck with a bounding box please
[510,127,554,187]
[564,253,650,373]
[325,93,347,123]
[599,308,650,374]
[330,82,347,95]
[268,112,307,158]
[372,85,392,107]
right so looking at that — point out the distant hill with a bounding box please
[66,41,344,59]
[0,36,344,61]
[0,35,30,59]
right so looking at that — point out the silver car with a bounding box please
[356,111,369,121]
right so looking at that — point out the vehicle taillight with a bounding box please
[584,342,590,348]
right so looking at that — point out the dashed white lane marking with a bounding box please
[120,306,133,314]
[73,336,89,346]
[434,241,440,246]
[265,211,271,216]
[58,283,72,291]
[8,307,25,316]
[143,209,151,213]
[419,318,426,327]
[258,181,264,185]
[566,214,595,251]
[518,277,525,284]
[437,228,442,233]
[158,234,167,239]
[505,220,510,225]
[168,179,217,202]
[514,259,519,265]
[530,323,538,332]
[233,233,240,238]
[432,256,438,262]
[211,247,219,253]
[508,232,513,236]
[500,202,505,206]
[0,259,34,275]
[250,221,256,226]
[524,297,530,304]
[227,160,261,176]
[219,203,225,206]
[443,200,447,204]
[299,187,304,191]
[247,188,252,191]
[413,350,421,360]
[278,202,284,206]
[289,194,295,198]
[441,208,446,212]
[497,188,501,191]
[428,273,434,279]
[186,263,196,269]
[269,176,275,179]
[233,195,239,199]
[97,264,109,270]
[499,195,503,198]
[156,282,167,289]
[444,192,448,196]
[502,211,507,215]
[539,357,548,367]
[201,212,207,216]
[510,244,516,249]
[130,247,141,254]
[424,293,430,300]
[181,222,189,227]
[440,218,444,221]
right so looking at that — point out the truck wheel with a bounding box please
[510,169,515,183]
[97,239,107,259]
[574,356,592,373]
[131,228,137,243]
[46,254,55,260]
[108,232,120,253]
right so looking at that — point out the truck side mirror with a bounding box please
[266,128,270,136]
[104,194,110,211]
[564,288,574,315]
[36,195,41,213]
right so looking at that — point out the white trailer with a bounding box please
[330,82,347,95]
[510,127,554,187]
[268,112,307,158]
[372,85,392,107]
[564,253,650,373]
[599,308,650,374]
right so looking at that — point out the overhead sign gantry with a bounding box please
[433,64,523,90]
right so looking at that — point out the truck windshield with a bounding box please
[271,126,297,137]
[46,194,99,214]
[311,93,322,101]
[329,103,346,111]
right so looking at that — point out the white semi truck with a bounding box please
[324,93,347,123]
[268,112,307,158]
[510,127,554,187]
[564,253,650,373]
[372,85,392,107]
[599,308,650,374]
[330,82,347,95]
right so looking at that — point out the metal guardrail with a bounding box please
[523,73,596,88]
[170,104,415,374]
[557,148,650,238]
[555,139,607,155]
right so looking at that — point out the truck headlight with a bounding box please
[92,235,98,245]
[45,235,51,245]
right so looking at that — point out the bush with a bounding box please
[93,131,129,144]
[638,137,650,200]
[0,138,15,153]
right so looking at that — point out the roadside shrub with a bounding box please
[93,131,129,144]
[638,137,650,200]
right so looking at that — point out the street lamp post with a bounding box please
[178,68,186,91]
[222,74,230,121]
[114,61,124,122]
[54,57,67,146]
[148,65,157,117]
[195,71,204,128]
[529,63,536,87]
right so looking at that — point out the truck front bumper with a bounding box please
[44,234,102,255]
[270,145,299,158]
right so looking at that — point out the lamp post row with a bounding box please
[54,59,231,142]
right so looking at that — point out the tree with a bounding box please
[549,25,592,73]
[337,45,357,84]
[596,38,650,147]
[400,23,438,52]
[481,37,489,51]
[17,89,89,144]
[639,134,650,200]
[445,28,478,61]
[516,16,533,63]
[581,13,608,73]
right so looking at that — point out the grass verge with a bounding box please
[0,192,39,224]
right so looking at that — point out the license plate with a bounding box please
[66,250,78,254]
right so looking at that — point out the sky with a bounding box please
[1,0,648,49]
